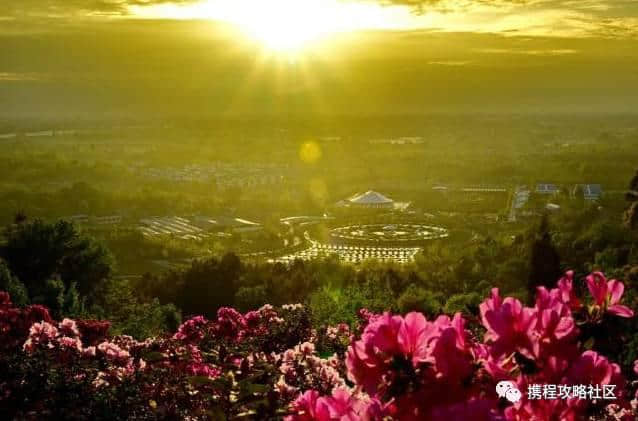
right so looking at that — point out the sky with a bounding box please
[1,0,638,119]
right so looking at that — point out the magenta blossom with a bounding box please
[586,272,634,318]
[480,289,538,359]
[557,271,582,311]
[286,388,386,421]
[59,318,80,337]
[173,315,208,342]
[286,390,330,421]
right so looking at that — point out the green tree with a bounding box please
[308,281,395,327]
[31,278,83,319]
[397,284,443,317]
[176,253,242,317]
[0,219,114,297]
[0,261,29,307]
[625,168,638,229]
[494,257,529,294]
[89,278,181,338]
[235,285,268,312]
[527,214,562,302]
[444,292,482,315]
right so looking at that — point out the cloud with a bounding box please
[2,0,637,40]
[392,0,638,38]
[0,72,43,81]
[428,60,472,65]
[379,0,537,13]
[0,0,561,19]
[476,48,578,55]
[3,1,199,18]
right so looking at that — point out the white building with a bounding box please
[574,184,603,201]
[536,183,560,195]
[338,191,395,209]
[92,215,122,225]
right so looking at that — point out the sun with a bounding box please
[221,0,372,54]
[129,0,416,55]
[231,0,340,53]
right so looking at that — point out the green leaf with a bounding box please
[237,381,269,399]
[206,406,227,421]
[188,376,230,388]
[142,351,166,362]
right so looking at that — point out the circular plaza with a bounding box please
[330,223,449,246]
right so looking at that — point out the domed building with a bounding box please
[337,190,395,209]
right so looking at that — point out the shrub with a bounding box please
[1,270,638,420]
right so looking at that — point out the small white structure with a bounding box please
[233,218,263,233]
[339,191,395,209]
[192,216,263,233]
[545,203,561,212]
[432,186,449,191]
[461,187,507,193]
[536,184,559,195]
[92,215,122,225]
[68,215,89,224]
[574,184,603,201]
[25,131,53,137]
[139,216,205,239]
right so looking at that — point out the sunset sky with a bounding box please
[2,0,638,118]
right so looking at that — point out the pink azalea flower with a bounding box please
[173,315,208,342]
[345,340,385,395]
[286,388,386,421]
[480,289,538,359]
[276,375,299,400]
[534,290,577,347]
[535,287,565,315]
[369,312,404,355]
[586,272,634,318]
[23,305,54,327]
[398,312,436,365]
[430,323,473,382]
[76,319,110,346]
[346,312,408,395]
[244,311,261,329]
[97,341,131,364]
[431,399,503,421]
[23,320,58,352]
[28,320,58,340]
[186,362,221,378]
[566,350,621,388]
[216,307,247,339]
[57,336,83,352]
[587,272,608,305]
[505,397,575,421]
[82,346,97,357]
[298,342,315,355]
[285,390,330,421]
[557,271,581,310]
[59,318,80,337]
[324,387,361,420]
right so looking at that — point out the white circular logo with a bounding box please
[496,380,521,403]
[505,388,522,403]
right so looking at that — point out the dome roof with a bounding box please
[348,191,394,205]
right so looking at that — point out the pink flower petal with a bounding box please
[608,304,634,318]
[586,273,607,305]
[607,280,625,306]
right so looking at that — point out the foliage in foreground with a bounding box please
[2,272,638,420]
